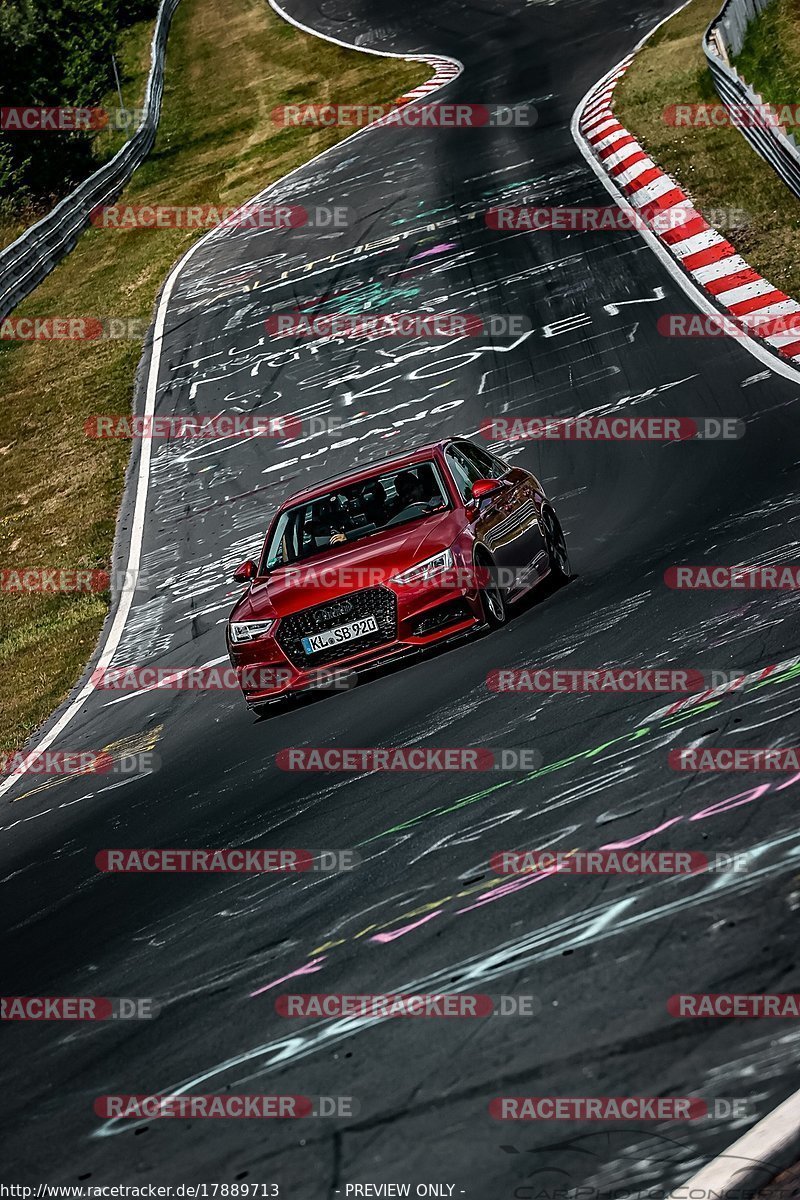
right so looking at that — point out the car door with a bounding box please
[455,443,545,587]
[444,444,521,581]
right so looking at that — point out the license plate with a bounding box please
[301,614,379,654]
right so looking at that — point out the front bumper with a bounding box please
[227,579,483,704]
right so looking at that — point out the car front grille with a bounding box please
[276,587,397,668]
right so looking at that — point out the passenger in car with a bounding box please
[392,468,444,516]
[360,480,389,528]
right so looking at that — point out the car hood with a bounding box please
[231,509,463,621]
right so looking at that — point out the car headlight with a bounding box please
[229,619,275,643]
[391,548,454,585]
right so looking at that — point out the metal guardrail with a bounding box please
[707,0,772,57]
[0,0,182,322]
[703,0,800,199]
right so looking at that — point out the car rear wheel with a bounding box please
[541,505,571,583]
[475,551,508,628]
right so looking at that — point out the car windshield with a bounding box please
[262,460,451,569]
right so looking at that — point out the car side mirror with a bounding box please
[470,477,504,502]
[232,559,257,583]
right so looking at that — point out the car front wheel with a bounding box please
[475,551,508,628]
[540,505,571,583]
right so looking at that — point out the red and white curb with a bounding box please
[395,56,462,104]
[372,55,463,126]
[575,53,800,368]
[667,1086,800,1200]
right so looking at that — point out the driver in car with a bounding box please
[310,497,349,547]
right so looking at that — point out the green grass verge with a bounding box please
[0,0,427,755]
[734,0,800,121]
[614,0,800,298]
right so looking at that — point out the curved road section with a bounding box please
[2,0,800,1191]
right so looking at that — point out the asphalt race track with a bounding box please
[3,0,800,1190]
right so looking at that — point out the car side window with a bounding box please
[445,446,480,501]
[266,510,302,568]
[490,451,510,478]
[458,441,506,480]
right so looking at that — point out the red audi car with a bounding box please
[226,437,570,712]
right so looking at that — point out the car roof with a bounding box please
[278,438,459,508]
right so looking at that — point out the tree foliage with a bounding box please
[0,0,158,214]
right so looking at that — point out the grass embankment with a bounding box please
[614,0,800,299]
[0,0,427,755]
[734,0,800,117]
